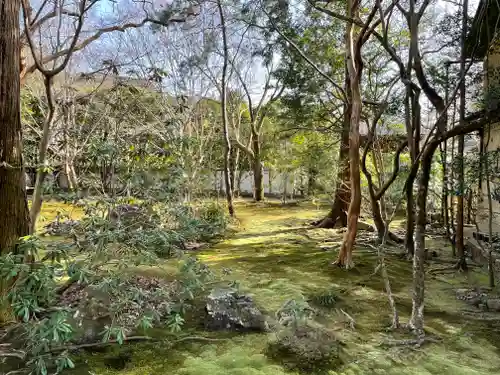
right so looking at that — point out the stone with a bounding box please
[109,204,145,222]
[456,288,488,307]
[357,221,375,232]
[204,288,268,332]
[465,239,489,265]
[43,219,80,236]
[486,298,500,312]
[266,325,342,372]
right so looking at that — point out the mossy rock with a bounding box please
[266,325,342,372]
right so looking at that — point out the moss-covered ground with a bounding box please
[53,200,500,375]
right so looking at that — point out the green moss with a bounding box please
[36,199,84,231]
[42,200,500,375]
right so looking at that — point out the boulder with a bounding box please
[109,204,145,223]
[357,221,375,232]
[486,298,500,312]
[465,239,488,265]
[204,288,268,332]
[266,325,342,372]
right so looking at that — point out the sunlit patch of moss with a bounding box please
[36,199,84,231]
[178,346,292,375]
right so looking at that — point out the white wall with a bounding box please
[209,169,300,196]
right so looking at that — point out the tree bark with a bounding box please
[29,76,57,233]
[229,146,239,197]
[217,0,234,217]
[314,66,351,229]
[409,145,436,333]
[0,0,30,253]
[335,0,362,269]
[455,0,468,271]
[253,143,264,201]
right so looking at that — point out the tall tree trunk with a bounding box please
[409,148,433,334]
[450,135,456,256]
[404,88,421,258]
[217,0,234,217]
[0,0,30,254]
[315,67,351,229]
[484,125,495,287]
[335,0,362,268]
[455,0,468,271]
[30,76,57,233]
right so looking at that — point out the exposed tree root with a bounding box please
[50,335,228,353]
[0,343,25,359]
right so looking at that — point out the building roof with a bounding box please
[466,0,500,59]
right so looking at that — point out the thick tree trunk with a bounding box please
[0,0,30,253]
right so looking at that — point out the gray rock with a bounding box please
[456,288,488,307]
[44,219,80,236]
[205,288,267,332]
[486,298,500,312]
[357,221,375,232]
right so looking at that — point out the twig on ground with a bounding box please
[50,335,228,353]
[383,335,441,348]
[0,347,26,359]
[339,308,356,329]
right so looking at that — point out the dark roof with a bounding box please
[466,0,500,59]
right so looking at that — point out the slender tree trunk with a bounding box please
[455,0,468,271]
[405,170,417,257]
[315,67,351,229]
[0,0,30,254]
[450,136,456,256]
[335,1,362,268]
[441,139,451,244]
[409,147,435,334]
[252,137,264,201]
[404,88,421,258]
[30,76,57,233]
[485,126,495,287]
[466,189,472,224]
[217,0,234,217]
[372,149,387,219]
[229,146,239,198]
